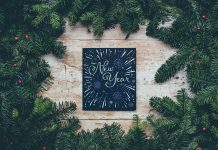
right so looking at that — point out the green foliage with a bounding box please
[63,0,218,148]
[1,0,218,149]
[32,4,61,29]
[0,1,79,150]
[55,118,155,150]
[123,115,153,150]
[147,0,218,92]
[123,127,148,150]
[52,41,66,58]
[33,98,53,115]
[92,16,105,37]
[56,123,125,150]
[132,114,147,129]
[149,88,218,149]
[65,0,166,38]
[155,48,192,83]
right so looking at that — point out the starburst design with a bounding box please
[83,48,136,111]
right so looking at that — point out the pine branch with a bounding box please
[150,96,181,118]
[155,48,192,83]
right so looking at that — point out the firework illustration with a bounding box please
[83,48,136,111]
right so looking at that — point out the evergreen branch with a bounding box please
[150,96,181,118]
[155,48,192,83]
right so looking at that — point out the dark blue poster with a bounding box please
[83,48,136,111]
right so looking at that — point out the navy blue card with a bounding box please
[83,48,136,111]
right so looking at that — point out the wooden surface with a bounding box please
[42,21,189,131]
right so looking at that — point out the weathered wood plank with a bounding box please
[42,21,189,131]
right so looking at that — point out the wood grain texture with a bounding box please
[41,21,189,131]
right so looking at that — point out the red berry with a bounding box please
[25,34,30,40]
[15,36,19,42]
[202,127,207,131]
[42,145,46,150]
[202,15,207,19]
[197,27,201,31]
[18,79,23,85]
[12,64,17,68]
